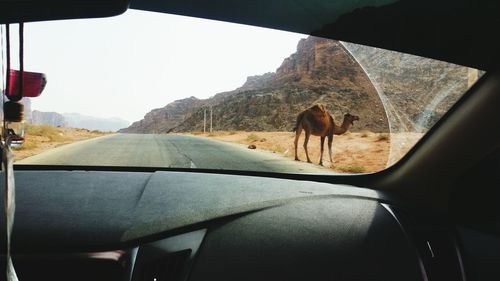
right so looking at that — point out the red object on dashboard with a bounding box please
[7,69,47,98]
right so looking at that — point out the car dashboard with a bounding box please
[1,170,466,281]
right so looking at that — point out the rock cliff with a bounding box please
[121,96,207,133]
[342,42,477,132]
[121,36,388,133]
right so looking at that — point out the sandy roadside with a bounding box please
[181,131,423,173]
[13,127,111,161]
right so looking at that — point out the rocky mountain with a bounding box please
[121,96,207,133]
[342,42,477,133]
[63,113,130,132]
[120,73,279,134]
[31,110,67,127]
[121,36,389,133]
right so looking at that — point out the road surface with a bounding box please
[17,134,334,174]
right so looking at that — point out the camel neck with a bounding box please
[333,121,351,135]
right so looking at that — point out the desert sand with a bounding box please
[188,131,423,173]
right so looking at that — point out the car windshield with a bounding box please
[2,10,483,174]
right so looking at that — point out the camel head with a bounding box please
[343,113,360,126]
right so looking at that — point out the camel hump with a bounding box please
[311,104,326,113]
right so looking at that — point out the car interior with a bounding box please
[1,0,500,281]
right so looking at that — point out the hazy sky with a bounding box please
[2,9,305,123]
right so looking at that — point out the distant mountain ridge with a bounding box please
[2,95,129,132]
[22,103,129,132]
[63,113,130,132]
[31,110,67,127]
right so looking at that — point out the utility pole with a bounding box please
[203,109,206,133]
[210,106,213,133]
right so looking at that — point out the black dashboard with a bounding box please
[0,0,499,280]
[0,170,466,281]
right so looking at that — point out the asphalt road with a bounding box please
[17,134,333,174]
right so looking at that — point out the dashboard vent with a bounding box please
[136,249,192,281]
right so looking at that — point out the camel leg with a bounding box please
[327,135,333,163]
[319,136,325,166]
[303,131,312,163]
[294,126,302,161]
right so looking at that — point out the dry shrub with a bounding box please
[246,133,260,142]
[25,124,70,142]
[377,133,390,141]
[360,130,371,138]
[207,131,226,137]
[26,124,58,136]
[271,144,285,153]
[335,165,367,173]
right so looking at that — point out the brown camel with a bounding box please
[293,104,359,166]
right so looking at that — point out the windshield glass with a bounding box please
[2,10,483,174]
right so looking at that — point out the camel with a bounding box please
[293,104,359,166]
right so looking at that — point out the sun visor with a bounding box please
[0,0,130,24]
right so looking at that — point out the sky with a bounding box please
[1,9,305,123]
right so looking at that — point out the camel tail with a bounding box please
[292,111,306,132]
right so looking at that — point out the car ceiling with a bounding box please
[130,0,500,71]
[1,0,498,70]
